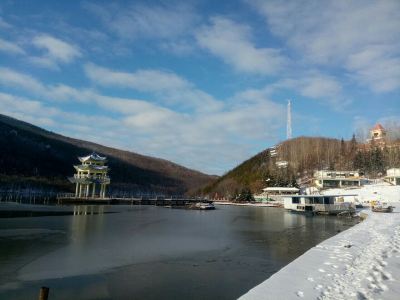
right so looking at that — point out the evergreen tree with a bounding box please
[371,147,385,175]
[236,187,255,202]
[350,134,357,153]
[340,138,346,156]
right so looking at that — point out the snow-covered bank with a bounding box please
[240,184,400,300]
[214,202,281,207]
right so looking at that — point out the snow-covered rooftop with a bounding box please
[78,152,107,162]
[262,187,299,192]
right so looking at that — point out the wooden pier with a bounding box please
[56,193,212,207]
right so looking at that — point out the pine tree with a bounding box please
[371,147,385,175]
[350,134,357,152]
[236,187,254,202]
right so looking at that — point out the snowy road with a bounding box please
[240,184,400,300]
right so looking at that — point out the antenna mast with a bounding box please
[287,100,292,139]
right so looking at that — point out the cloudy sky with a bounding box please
[0,0,399,175]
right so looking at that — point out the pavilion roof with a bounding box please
[78,152,107,163]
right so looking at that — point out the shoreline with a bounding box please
[240,184,400,299]
[214,201,282,207]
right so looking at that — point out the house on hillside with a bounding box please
[367,123,387,147]
[385,168,400,185]
[314,170,367,189]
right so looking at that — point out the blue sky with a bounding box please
[0,0,399,175]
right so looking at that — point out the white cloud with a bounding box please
[0,67,285,174]
[83,2,199,40]
[0,38,25,55]
[259,72,348,107]
[250,0,400,92]
[346,46,400,92]
[299,75,343,100]
[30,35,82,69]
[196,17,287,75]
[160,40,195,55]
[0,92,58,127]
[84,63,188,92]
[0,67,46,94]
[0,91,126,148]
[0,67,95,103]
[84,63,223,112]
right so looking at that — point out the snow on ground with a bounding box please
[240,184,400,300]
[322,182,398,206]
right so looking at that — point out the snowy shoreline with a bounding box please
[240,184,400,300]
[214,201,281,207]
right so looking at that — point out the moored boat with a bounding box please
[187,202,216,210]
[371,205,393,213]
[196,202,215,210]
[283,194,356,215]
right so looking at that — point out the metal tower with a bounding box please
[287,100,292,139]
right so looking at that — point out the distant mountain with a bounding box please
[203,136,400,198]
[0,114,216,195]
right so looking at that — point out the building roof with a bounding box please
[78,152,107,163]
[371,123,385,131]
[285,194,357,198]
[263,187,300,192]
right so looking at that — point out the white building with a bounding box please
[254,187,299,202]
[276,161,288,168]
[386,168,400,185]
[314,170,365,188]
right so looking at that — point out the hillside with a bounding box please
[0,114,216,195]
[203,136,400,198]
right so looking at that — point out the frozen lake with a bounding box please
[0,204,357,299]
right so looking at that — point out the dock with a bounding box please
[56,193,212,207]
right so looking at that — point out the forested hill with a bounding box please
[0,114,216,194]
[203,136,400,198]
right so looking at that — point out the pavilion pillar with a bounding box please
[101,184,106,198]
[92,183,96,198]
[86,184,90,197]
[78,184,82,198]
[101,184,105,198]
[75,183,79,197]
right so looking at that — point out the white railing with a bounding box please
[74,174,110,180]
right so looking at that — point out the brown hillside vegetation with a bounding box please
[203,136,400,198]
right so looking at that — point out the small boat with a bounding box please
[372,206,393,213]
[187,202,215,210]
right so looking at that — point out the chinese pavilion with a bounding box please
[69,153,110,198]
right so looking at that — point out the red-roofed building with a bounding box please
[368,123,387,147]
